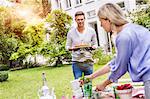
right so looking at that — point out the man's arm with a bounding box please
[66,31,72,51]
[91,29,98,49]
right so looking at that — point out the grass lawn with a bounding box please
[0,64,130,99]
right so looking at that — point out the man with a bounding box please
[66,11,98,79]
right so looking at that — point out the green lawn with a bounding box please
[0,64,129,99]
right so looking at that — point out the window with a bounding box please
[56,0,62,9]
[66,0,71,8]
[86,0,94,2]
[87,10,96,19]
[89,22,100,46]
[76,0,82,4]
[85,0,95,4]
[136,0,148,5]
[117,2,125,8]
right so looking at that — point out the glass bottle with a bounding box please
[113,87,120,99]
[81,73,92,98]
[51,87,56,99]
[41,72,50,96]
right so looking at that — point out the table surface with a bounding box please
[94,86,144,99]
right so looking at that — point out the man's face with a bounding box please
[75,15,85,28]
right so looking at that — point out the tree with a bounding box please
[0,5,46,68]
[41,0,51,18]
[0,5,72,68]
[129,4,150,29]
[10,22,46,68]
[0,6,22,68]
[44,9,72,66]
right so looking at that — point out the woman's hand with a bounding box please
[79,75,93,86]
[96,79,112,91]
[96,83,106,91]
[85,75,93,80]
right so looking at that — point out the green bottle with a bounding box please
[113,87,120,99]
[81,72,85,81]
[83,73,92,98]
[83,81,92,97]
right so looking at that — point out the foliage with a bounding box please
[23,23,45,46]
[10,23,45,62]
[0,6,72,67]
[93,48,113,65]
[0,29,19,65]
[0,5,45,67]
[0,7,24,64]
[46,9,72,44]
[0,71,8,82]
[11,19,27,40]
[40,41,71,66]
[45,9,72,66]
[129,5,150,29]
[0,64,9,71]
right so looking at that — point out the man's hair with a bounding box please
[75,11,85,18]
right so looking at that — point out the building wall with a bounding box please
[50,0,137,51]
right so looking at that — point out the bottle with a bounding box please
[83,81,92,98]
[81,73,92,98]
[113,87,120,99]
[51,88,56,99]
[41,72,50,96]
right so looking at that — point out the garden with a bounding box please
[0,0,150,99]
[0,64,109,99]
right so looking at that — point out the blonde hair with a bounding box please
[98,3,128,26]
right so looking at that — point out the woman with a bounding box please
[87,3,150,99]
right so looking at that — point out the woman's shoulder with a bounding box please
[126,23,148,31]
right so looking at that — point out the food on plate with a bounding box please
[116,84,133,90]
[75,43,90,48]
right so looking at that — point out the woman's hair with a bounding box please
[97,3,128,26]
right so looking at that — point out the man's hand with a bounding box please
[68,47,80,51]
[91,46,97,50]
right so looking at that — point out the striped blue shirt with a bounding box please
[109,23,150,82]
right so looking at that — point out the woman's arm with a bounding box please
[88,64,111,80]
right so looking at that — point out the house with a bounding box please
[50,0,146,52]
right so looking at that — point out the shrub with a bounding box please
[129,5,150,29]
[0,71,8,82]
[93,48,113,65]
[0,64,9,71]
